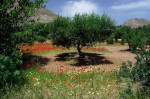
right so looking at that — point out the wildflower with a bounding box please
[97,68,100,70]
[32,85,34,87]
[60,66,64,68]
[113,74,116,76]
[97,79,100,82]
[68,84,72,87]
[56,80,58,82]
[102,69,105,72]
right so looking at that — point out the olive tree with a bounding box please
[50,13,115,58]
[124,28,147,51]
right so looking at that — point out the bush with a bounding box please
[106,34,114,44]
[121,36,125,45]
[0,0,46,90]
[119,83,135,99]
[117,49,150,88]
[125,29,147,51]
[0,45,23,89]
[36,35,47,42]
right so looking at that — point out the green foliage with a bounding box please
[0,0,46,89]
[35,35,47,42]
[124,29,147,51]
[114,25,132,45]
[50,13,115,55]
[139,24,150,47]
[0,45,23,89]
[50,16,73,48]
[121,36,125,45]
[114,26,122,42]
[117,49,150,88]
[106,34,115,44]
[119,83,135,99]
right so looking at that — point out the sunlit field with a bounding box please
[1,41,148,99]
[19,42,110,55]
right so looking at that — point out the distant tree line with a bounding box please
[108,25,150,51]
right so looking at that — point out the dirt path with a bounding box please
[29,46,136,72]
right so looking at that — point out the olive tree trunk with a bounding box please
[77,41,85,59]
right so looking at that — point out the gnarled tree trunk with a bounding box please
[77,41,85,60]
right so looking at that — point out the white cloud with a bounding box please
[61,0,100,17]
[111,0,150,10]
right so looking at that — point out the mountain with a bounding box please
[28,8,57,23]
[122,18,150,28]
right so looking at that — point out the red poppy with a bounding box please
[97,68,100,70]
[84,79,86,83]
[68,84,72,87]
[97,79,100,82]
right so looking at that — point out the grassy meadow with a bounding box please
[1,42,149,99]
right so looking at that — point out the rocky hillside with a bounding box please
[122,18,150,28]
[28,8,57,23]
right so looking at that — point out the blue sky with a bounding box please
[45,0,150,25]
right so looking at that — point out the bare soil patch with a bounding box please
[27,46,136,72]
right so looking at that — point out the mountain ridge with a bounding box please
[28,8,57,23]
[122,18,150,28]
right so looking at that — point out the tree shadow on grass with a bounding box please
[23,54,50,67]
[55,52,113,66]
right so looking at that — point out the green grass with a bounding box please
[1,66,149,99]
[34,47,110,55]
[2,43,149,99]
[1,66,122,99]
[92,43,128,47]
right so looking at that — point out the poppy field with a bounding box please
[1,42,147,99]
[19,42,110,55]
[3,63,124,99]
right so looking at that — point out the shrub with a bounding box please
[0,45,23,89]
[119,83,135,99]
[0,0,46,90]
[117,49,150,88]
[36,35,47,42]
[106,34,114,44]
[125,29,147,51]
